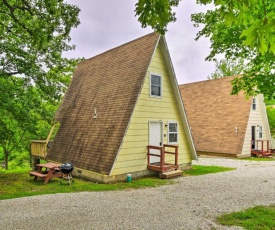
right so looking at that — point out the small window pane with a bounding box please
[168,122,178,143]
[169,123,177,132]
[259,126,262,138]
[169,133,177,143]
[151,85,161,96]
[150,74,161,97]
[252,98,256,110]
[151,75,161,85]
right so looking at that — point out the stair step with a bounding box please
[159,170,183,179]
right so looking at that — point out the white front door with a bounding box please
[149,121,163,164]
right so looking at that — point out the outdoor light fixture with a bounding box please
[93,108,97,118]
[235,127,238,133]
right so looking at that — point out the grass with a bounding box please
[0,168,172,200]
[239,157,275,162]
[217,205,275,230]
[0,164,235,200]
[184,165,235,176]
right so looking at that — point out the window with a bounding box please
[259,125,262,138]
[252,97,256,110]
[168,122,178,143]
[150,74,161,97]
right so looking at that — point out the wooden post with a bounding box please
[32,157,40,171]
[147,146,150,166]
[175,146,178,166]
[160,147,164,172]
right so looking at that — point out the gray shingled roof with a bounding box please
[179,77,252,155]
[47,33,160,174]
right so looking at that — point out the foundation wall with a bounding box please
[72,162,192,183]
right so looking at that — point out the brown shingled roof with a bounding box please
[47,32,160,175]
[179,77,252,155]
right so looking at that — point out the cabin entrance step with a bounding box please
[159,170,183,179]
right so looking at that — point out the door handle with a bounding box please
[160,142,162,146]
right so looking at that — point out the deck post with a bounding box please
[175,146,178,166]
[160,147,164,172]
[147,146,150,166]
[32,157,40,171]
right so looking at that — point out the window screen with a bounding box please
[168,122,178,143]
[151,74,161,97]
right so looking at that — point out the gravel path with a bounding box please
[1,157,275,230]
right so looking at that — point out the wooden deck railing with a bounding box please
[251,140,271,157]
[31,140,48,159]
[30,123,56,159]
[147,144,179,173]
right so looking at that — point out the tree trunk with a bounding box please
[4,148,9,170]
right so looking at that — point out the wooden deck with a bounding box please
[147,144,179,174]
[251,140,272,157]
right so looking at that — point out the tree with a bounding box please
[266,107,275,137]
[135,0,181,34]
[135,0,275,98]
[0,1,82,169]
[0,0,80,100]
[265,98,275,137]
[0,77,42,169]
[207,58,246,79]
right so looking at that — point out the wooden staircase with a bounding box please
[147,145,183,179]
[159,169,183,179]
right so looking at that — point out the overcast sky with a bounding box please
[65,0,215,84]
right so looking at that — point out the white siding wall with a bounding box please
[242,94,272,155]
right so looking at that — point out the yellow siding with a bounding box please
[111,45,191,175]
[242,94,271,155]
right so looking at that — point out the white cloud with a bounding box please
[65,0,216,84]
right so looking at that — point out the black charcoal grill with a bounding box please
[60,163,74,185]
[60,163,74,174]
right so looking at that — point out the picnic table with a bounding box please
[29,162,62,184]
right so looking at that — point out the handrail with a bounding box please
[147,145,178,172]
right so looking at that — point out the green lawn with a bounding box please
[0,164,235,200]
[184,165,235,176]
[239,157,275,161]
[217,205,275,230]
[0,168,172,200]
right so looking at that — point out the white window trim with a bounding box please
[167,121,178,144]
[149,73,162,98]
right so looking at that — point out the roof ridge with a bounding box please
[179,75,239,87]
[82,32,159,64]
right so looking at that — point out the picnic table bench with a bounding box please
[29,162,62,184]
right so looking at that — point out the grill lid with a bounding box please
[60,162,74,170]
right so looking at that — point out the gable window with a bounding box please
[259,125,262,138]
[150,74,161,97]
[252,97,256,110]
[168,122,178,144]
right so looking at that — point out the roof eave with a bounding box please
[159,36,197,160]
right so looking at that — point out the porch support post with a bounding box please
[160,147,164,172]
[175,146,178,166]
[147,146,150,166]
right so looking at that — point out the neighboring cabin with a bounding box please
[179,77,273,158]
[46,33,197,182]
